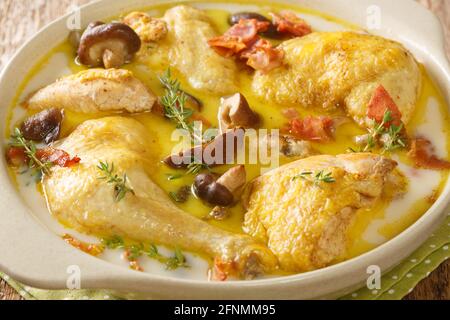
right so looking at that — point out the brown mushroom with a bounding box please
[219,93,259,133]
[193,165,246,207]
[20,108,64,144]
[77,22,141,68]
[164,128,246,169]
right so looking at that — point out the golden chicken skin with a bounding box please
[42,116,277,279]
[162,5,238,94]
[252,32,422,129]
[26,68,157,113]
[243,153,407,272]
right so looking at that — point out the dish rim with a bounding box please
[0,0,449,299]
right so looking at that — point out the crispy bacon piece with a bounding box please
[408,137,450,170]
[225,19,270,42]
[36,147,81,168]
[208,19,284,72]
[191,113,212,128]
[286,116,334,142]
[208,19,269,57]
[211,257,231,282]
[281,108,300,119]
[63,234,104,256]
[123,249,144,272]
[242,38,284,73]
[270,11,312,38]
[367,85,403,127]
[6,147,27,166]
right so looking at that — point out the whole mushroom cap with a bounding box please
[77,22,141,68]
[193,173,234,207]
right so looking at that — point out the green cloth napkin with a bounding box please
[2,214,449,300]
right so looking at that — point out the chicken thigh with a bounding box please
[162,5,238,94]
[42,116,276,278]
[252,32,421,128]
[26,68,156,113]
[243,153,406,272]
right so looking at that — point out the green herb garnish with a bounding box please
[355,110,407,153]
[10,128,53,179]
[97,161,135,202]
[165,247,189,270]
[292,170,335,185]
[159,69,203,142]
[101,235,125,249]
[101,236,189,271]
[169,186,191,203]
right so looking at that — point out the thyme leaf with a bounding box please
[97,161,135,202]
[292,170,335,185]
[100,236,190,271]
[159,69,202,142]
[357,110,407,153]
[9,127,53,179]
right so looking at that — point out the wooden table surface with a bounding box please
[0,0,449,300]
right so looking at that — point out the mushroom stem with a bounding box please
[216,165,246,193]
[219,93,259,133]
[103,48,126,69]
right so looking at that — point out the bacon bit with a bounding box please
[286,116,334,142]
[211,257,230,282]
[152,100,166,117]
[123,249,144,272]
[208,37,247,57]
[408,137,450,170]
[225,19,270,42]
[208,19,283,72]
[281,108,300,119]
[36,147,81,168]
[6,147,27,166]
[191,113,212,128]
[270,11,312,38]
[208,19,269,57]
[367,85,403,127]
[243,38,284,73]
[62,234,104,256]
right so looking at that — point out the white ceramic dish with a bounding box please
[0,0,449,300]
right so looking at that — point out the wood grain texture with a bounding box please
[0,0,449,300]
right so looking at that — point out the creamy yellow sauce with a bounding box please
[5,1,450,271]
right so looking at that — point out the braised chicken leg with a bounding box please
[42,116,276,278]
[243,153,407,272]
[252,32,421,129]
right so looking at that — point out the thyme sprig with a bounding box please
[292,170,336,185]
[9,127,53,179]
[159,69,202,142]
[102,236,189,271]
[352,111,407,153]
[97,161,135,202]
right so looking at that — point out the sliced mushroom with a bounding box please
[20,108,64,144]
[216,165,246,194]
[219,93,259,133]
[77,22,141,68]
[164,128,246,169]
[280,136,317,158]
[193,165,246,207]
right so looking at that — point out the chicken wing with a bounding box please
[243,153,406,272]
[26,68,156,113]
[252,32,421,128]
[162,6,238,94]
[42,116,276,278]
